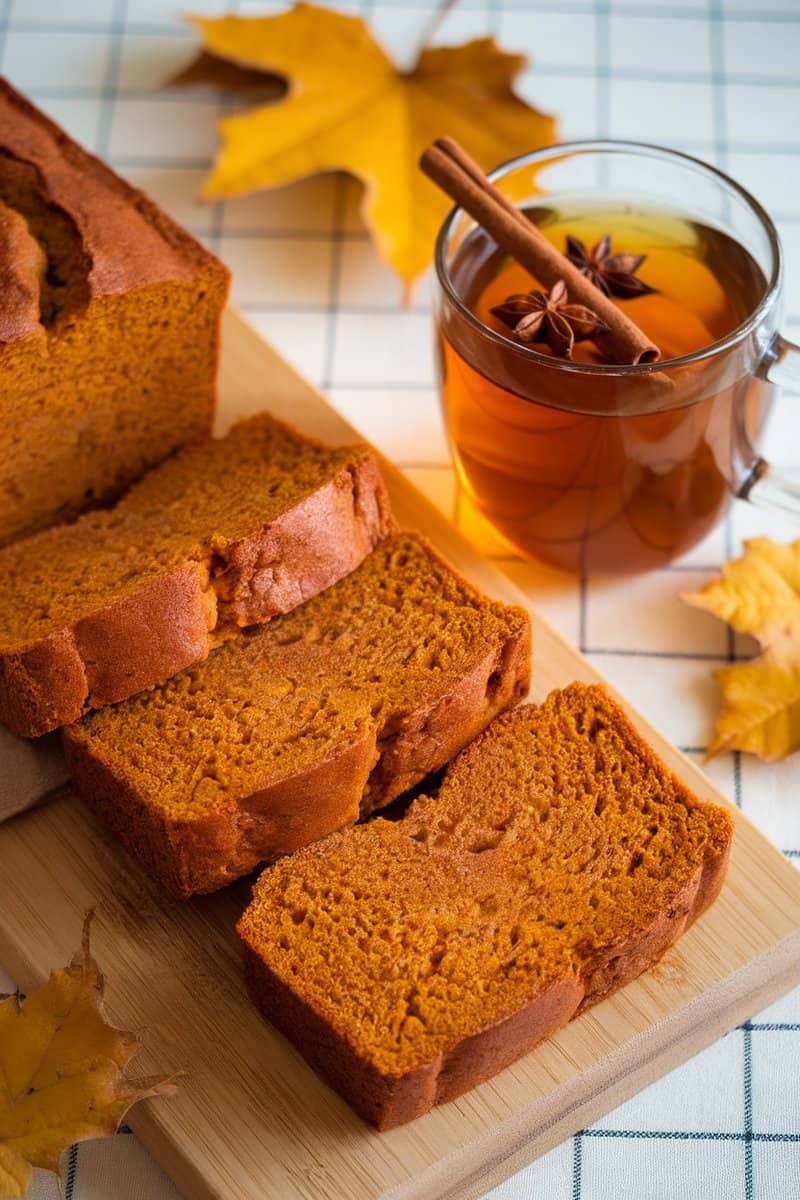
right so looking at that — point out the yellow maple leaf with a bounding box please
[0,915,175,1198]
[684,538,800,760]
[188,3,556,284]
[0,1145,28,1199]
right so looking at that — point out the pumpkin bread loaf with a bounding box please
[238,682,733,1129]
[63,535,531,897]
[0,414,392,738]
[0,78,229,546]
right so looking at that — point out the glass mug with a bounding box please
[433,141,800,574]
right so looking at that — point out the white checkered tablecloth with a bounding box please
[2,0,800,1197]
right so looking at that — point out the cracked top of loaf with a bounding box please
[0,77,223,342]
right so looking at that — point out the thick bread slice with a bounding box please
[238,683,733,1129]
[63,535,531,898]
[0,414,393,737]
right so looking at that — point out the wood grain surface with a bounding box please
[0,308,799,1200]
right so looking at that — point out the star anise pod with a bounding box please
[490,279,609,359]
[565,233,658,299]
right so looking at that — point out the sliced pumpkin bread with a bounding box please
[0,413,392,737]
[238,682,733,1129]
[63,535,531,897]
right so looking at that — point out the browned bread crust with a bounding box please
[0,416,393,737]
[62,535,531,897]
[238,683,733,1129]
[0,78,230,544]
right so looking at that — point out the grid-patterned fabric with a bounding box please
[1,1,799,1197]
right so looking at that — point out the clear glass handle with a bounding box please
[738,335,800,520]
[762,332,800,391]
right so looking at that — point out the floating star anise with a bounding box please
[490,279,609,358]
[565,233,658,299]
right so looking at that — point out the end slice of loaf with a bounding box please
[0,79,230,546]
[63,535,531,898]
[0,414,393,737]
[238,682,734,1129]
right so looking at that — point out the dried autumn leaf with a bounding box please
[0,1145,28,1199]
[683,537,800,760]
[0,915,175,1198]
[188,3,556,284]
[706,644,800,761]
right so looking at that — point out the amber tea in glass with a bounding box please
[434,143,800,574]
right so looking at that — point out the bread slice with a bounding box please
[238,682,733,1129]
[63,535,531,898]
[0,414,392,737]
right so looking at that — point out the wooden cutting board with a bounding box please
[1,308,799,1200]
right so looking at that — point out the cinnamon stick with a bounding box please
[421,137,660,366]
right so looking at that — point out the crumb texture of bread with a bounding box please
[0,78,230,545]
[238,682,734,1129]
[0,414,393,737]
[63,535,531,896]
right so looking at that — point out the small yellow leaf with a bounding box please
[683,538,800,760]
[0,915,175,1197]
[0,1143,30,1199]
[187,3,556,285]
[710,644,800,760]
[684,537,800,645]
